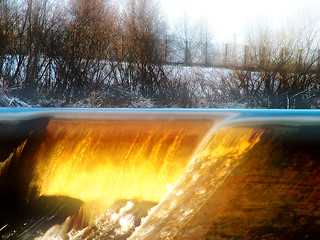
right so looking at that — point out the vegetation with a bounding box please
[0,0,320,108]
[217,19,320,108]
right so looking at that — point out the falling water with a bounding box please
[31,119,213,219]
[1,109,320,239]
[128,126,264,239]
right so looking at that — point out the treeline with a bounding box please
[1,0,320,108]
[0,0,193,107]
[199,18,320,109]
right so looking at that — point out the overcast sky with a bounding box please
[161,0,320,43]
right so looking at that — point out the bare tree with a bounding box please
[170,14,213,65]
[22,0,53,98]
[51,0,117,101]
[225,16,320,108]
[118,0,168,96]
[0,0,24,91]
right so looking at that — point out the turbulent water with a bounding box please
[0,109,320,239]
[33,119,212,209]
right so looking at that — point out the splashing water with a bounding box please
[31,119,213,220]
[129,126,264,239]
[1,110,320,239]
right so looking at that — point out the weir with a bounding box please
[0,109,231,238]
[0,109,320,239]
[33,119,213,209]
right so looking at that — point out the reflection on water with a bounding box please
[129,126,264,239]
[1,110,320,239]
[32,120,212,218]
[130,123,320,240]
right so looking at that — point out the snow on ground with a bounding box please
[0,90,31,107]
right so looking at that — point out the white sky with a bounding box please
[161,0,320,43]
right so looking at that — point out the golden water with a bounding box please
[29,119,267,239]
[129,126,264,239]
[3,112,319,239]
[45,124,264,239]
[32,119,213,214]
